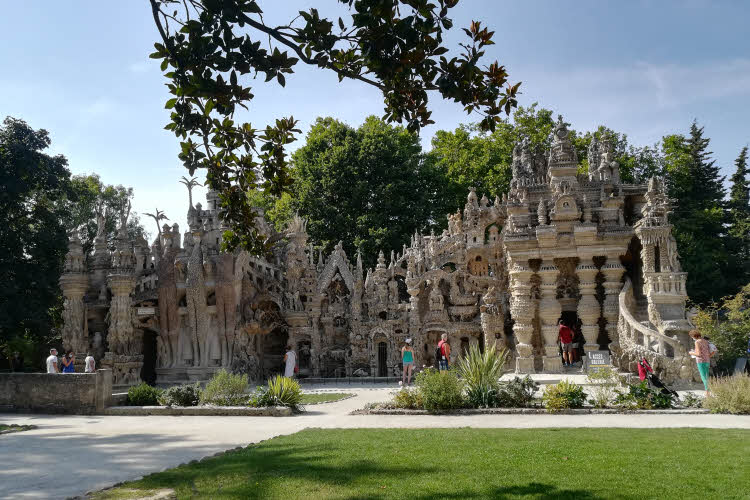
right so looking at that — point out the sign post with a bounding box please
[585,350,611,373]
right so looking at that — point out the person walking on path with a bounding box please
[61,351,76,373]
[84,353,96,373]
[45,348,58,373]
[437,333,451,371]
[401,338,415,385]
[558,319,574,367]
[283,345,297,378]
[689,330,714,393]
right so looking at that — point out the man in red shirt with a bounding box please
[437,333,451,371]
[558,319,574,367]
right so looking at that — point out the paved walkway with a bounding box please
[2,387,748,499]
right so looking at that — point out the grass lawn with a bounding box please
[92,428,750,499]
[299,393,352,405]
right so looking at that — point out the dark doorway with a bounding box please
[140,330,157,385]
[377,341,388,377]
[560,310,579,329]
[460,337,470,358]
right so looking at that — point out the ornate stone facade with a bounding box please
[60,116,698,385]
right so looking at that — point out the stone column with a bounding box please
[576,260,600,353]
[309,300,322,377]
[60,232,90,355]
[538,260,562,372]
[509,263,536,373]
[601,259,626,356]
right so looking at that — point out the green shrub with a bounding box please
[392,387,423,409]
[586,366,622,409]
[542,380,586,413]
[680,392,704,409]
[200,369,249,406]
[255,375,303,412]
[415,367,465,412]
[496,375,540,408]
[127,383,162,406]
[704,374,750,414]
[158,383,202,407]
[613,381,674,410]
[457,344,509,408]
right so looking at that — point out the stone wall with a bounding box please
[0,369,113,414]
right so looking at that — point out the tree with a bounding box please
[426,103,554,212]
[727,146,750,289]
[284,116,442,268]
[0,117,73,347]
[68,174,148,254]
[663,123,730,304]
[694,282,750,370]
[148,0,520,254]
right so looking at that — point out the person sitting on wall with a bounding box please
[558,319,574,367]
[437,333,451,371]
[45,348,58,374]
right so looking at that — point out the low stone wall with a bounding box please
[103,405,292,416]
[359,407,710,415]
[0,369,113,414]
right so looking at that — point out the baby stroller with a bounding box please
[638,358,679,398]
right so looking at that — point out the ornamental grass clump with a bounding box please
[415,367,464,412]
[456,344,509,408]
[200,369,249,406]
[542,380,586,413]
[127,382,162,406]
[703,374,750,414]
[158,383,202,407]
[255,375,303,412]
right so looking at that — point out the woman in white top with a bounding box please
[283,345,297,378]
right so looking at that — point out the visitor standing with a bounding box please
[401,338,415,385]
[283,345,297,378]
[437,333,451,371]
[61,351,76,373]
[46,348,58,373]
[558,319,574,367]
[688,330,713,393]
[84,353,96,373]
[703,336,718,375]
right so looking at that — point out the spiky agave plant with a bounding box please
[265,375,303,412]
[456,343,510,408]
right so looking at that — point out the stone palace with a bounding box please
[59,117,698,386]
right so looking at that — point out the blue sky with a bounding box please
[1,1,748,237]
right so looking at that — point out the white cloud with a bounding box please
[82,97,116,117]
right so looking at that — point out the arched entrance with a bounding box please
[377,341,388,377]
[140,329,157,385]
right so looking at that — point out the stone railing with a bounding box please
[618,277,685,360]
[643,272,688,298]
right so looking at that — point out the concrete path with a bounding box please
[2,387,748,499]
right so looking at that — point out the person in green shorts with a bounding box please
[688,330,714,393]
[401,338,415,386]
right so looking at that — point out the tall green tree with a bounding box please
[727,146,750,289]
[69,174,148,255]
[285,116,443,268]
[663,123,729,304]
[149,0,520,254]
[426,104,555,212]
[0,117,73,345]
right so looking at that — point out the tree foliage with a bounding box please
[727,146,750,285]
[148,0,519,254]
[69,174,148,254]
[663,123,731,304]
[694,282,750,364]
[0,117,73,344]
[425,104,554,212]
[281,116,445,269]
